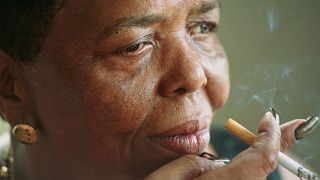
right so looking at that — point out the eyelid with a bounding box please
[187,21,218,33]
[188,20,217,26]
[110,34,155,54]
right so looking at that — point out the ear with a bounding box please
[0,49,35,128]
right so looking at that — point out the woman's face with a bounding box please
[23,0,229,178]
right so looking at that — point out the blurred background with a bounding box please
[213,0,320,174]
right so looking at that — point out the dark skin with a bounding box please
[0,0,305,179]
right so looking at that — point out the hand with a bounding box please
[145,112,305,180]
[144,154,226,180]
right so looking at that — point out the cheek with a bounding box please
[83,84,150,131]
[75,67,158,142]
[29,60,158,170]
[204,54,230,109]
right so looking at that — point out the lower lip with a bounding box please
[150,129,210,154]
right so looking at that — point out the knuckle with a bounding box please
[281,137,290,150]
[264,136,274,143]
[180,155,204,169]
[260,150,278,173]
[180,155,220,173]
[269,128,281,142]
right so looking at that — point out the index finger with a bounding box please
[224,112,281,174]
[144,155,226,180]
[280,119,306,151]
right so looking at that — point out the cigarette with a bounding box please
[224,118,318,180]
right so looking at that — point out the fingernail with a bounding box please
[268,107,277,118]
[199,152,230,164]
[199,152,216,159]
[295,115,319,140]
[268,107,280,124]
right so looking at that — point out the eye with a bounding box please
[189,22,217,36]
[120,41,153,56]
[125,42,144,53]
[111,34,155,56]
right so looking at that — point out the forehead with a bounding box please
[64,0,219,20]
[49,0,219,46]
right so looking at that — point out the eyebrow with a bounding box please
[97,14,167,42]
[190,0,219,15]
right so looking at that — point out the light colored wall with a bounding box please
[214,0,320,173]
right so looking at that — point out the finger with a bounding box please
[144,155,226,180]
[242,112,281,175]
[255,111,281,148]
[198,112,282,180]
[257,111,279,134]
[253,112,281,173]
[280,119,306,151]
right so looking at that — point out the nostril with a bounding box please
[171,77,207,95]
[174,87,188,94]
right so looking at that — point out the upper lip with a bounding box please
[152,118,209,137]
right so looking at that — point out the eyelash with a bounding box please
[112,35,155,56]
[188,21,218,35]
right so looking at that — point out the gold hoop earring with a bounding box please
[12,124,37,144]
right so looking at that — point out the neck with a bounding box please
[12,137,73,180]
[12,139,139,180]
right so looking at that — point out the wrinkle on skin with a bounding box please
[12,0,229,179]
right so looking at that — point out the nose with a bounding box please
[159,40,207,97]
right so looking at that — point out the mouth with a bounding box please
[150,120,210,154]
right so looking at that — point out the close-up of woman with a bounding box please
[0,0,318,179]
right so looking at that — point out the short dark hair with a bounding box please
[0,0,64,63]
